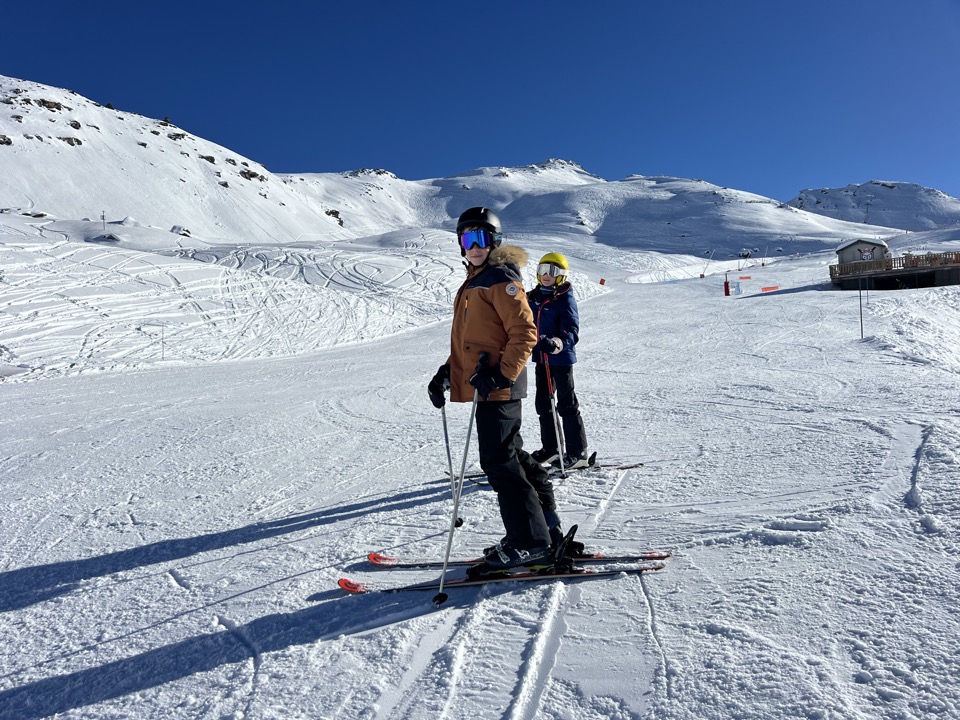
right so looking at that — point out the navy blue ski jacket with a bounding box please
[526,282,579,367]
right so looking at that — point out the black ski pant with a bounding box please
[475,399,552,550]
[534,363,588,457]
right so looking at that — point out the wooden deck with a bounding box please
[830,250,960,282]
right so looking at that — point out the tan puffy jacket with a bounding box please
[447,245,537,402]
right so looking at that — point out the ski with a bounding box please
[461,454,645,484]
[548,459,646,475]
[367,548,671,569]
[338,561,666,595]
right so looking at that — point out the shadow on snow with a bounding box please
[0,483,459,613]
[0,586,490,719]
[0,480,497,717]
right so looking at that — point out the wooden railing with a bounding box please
[830,251,960,279]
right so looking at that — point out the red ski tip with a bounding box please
[338,578,370,594]
[367,552,398,566]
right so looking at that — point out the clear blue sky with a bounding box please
[3,0,958,200]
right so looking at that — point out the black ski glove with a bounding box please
[536,336,563,355]
[469,358,513,400]
[427,364,450,408]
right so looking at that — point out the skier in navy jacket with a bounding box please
[526,252,590,469]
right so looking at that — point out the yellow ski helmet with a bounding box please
[538,252,569,286]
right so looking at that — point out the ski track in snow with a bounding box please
[0,227,458,377]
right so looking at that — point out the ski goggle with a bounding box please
[538,263,565,278]
[459,228,496,250]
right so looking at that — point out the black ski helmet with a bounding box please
[456,207,502,254]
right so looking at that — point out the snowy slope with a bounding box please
[787,180,960,231]
[2,247,959,720]
[2,72,960,720]
[0,75,917,381]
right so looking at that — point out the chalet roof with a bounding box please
[836,238,890,253]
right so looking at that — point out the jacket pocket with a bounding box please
[464,342,501,370]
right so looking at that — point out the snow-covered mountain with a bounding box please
[3,73,960,719]
[787,180,960,231]
[2,73,930,259]
[0,75,347,245]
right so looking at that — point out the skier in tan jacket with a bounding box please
[428,207,563,570]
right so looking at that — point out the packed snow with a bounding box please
[2,74,960,720]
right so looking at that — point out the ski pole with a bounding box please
[441,405,464,527]
[543,353,567,477]
[433,387,479,606]
[441,405,455,493]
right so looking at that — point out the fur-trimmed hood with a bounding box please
[490,244,529,267]
[465,244,529,273]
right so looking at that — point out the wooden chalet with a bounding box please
[829,239,960,290]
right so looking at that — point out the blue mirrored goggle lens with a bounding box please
[538,263,564,277]
[459,228,494,250]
